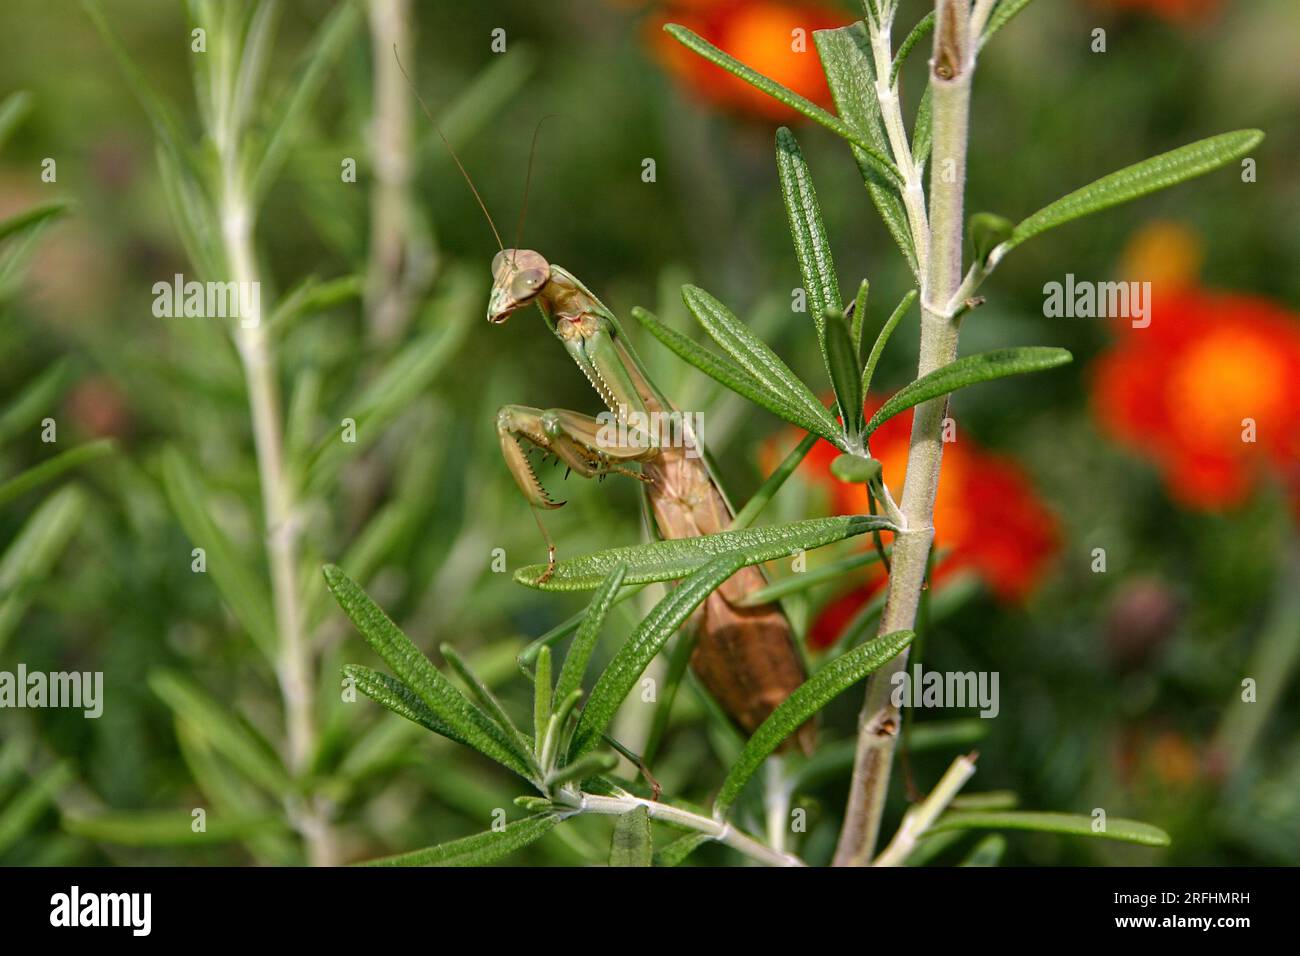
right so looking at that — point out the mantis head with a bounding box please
[487,248,552,323]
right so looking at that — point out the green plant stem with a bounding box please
[833,0,975,867]
[1209,541,1300,778]
[556,789,804,867]
[764,756,792,854]
[212,45,330,866]
[867,13,929,272]
[365,0,430,342]
[970,0,1000,38]
[871,751,976,866]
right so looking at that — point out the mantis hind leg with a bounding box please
[496,404,658,581]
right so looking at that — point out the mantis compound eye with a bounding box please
[511,269,547,300]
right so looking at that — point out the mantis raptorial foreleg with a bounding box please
[497,403,658,580]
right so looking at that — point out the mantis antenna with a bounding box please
[513,114,559,254]
[392,45,504,251]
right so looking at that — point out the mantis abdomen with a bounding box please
[644,439,814,752]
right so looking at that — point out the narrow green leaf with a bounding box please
[814,25,917,276]
[909,718,990,754]
[304,272,474,489]
[344,664,474,751]
[550,689,584,740]
[170,721,297,865]
[252,2,361,198]
[0,201,69,244]
[420,45,538,160]
[0,362,70,444]
[0,486,86,655]
[776,127,841,365]
[570,555,748,757]
[0,763,72,856]
[849,279,870,357]
[959,834,1007,866]
[655,832,712,867]
[913,85,933,168]
[891,11,935,85]
[790,717,986,794]
[90,0,224,276]
[546,752,618,789]
[160,447,277,658]
[361,813,562,866]
[730,432,819,532]
[824,590,887,658]
[905,830,966,867]
[824,309,863,442]
[267,274,362,332]
[516,584,645,668]
[439,645,531,754]
[830,454,881,485]
[642,625,699,767]
[149,670,292,797]
[0,91,33,150]
[682,285,843,445]
[1002,131,1264,258]
[609,806,653,867]
[865,347,1073,436]
[152,138,219,278]
[951,791,1018,811]
[968,212,1014,268]
[667,23,901,185]
[737,546,891,607]
[556,564,627,704]
[533,645,553,748]
[631,307,841,443]
[715,629,915,814]
[0,438,115,508]
[63,810,284,846]
[862,290,918,395]
[930,811,1171,848]
[983,0,1038,41]
[82,0,191,163]
[515,515,894,591]
[324,565,536,780]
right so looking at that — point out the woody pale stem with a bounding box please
[833,0,973,867]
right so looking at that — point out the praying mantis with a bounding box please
[487,247,814,751]
[395,50,813,752]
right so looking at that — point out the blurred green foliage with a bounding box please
[0,0,1296,865]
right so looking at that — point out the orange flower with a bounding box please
[1091,288,1300,511]
[651,1,843,121]
[1114,727,1205,791]
[775,395,1060,649]
[1094,0,1225,23]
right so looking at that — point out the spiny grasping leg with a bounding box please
[497,404,659,581]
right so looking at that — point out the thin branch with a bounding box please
[365,0,433,342]
[872,752,977,866]
[558,789,805,867]
[867,8,930,275]
[211,21,332,866]
[834,0,976,867]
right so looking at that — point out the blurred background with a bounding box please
[0,0,1296,866]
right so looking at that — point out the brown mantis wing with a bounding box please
[610,334,816,754]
